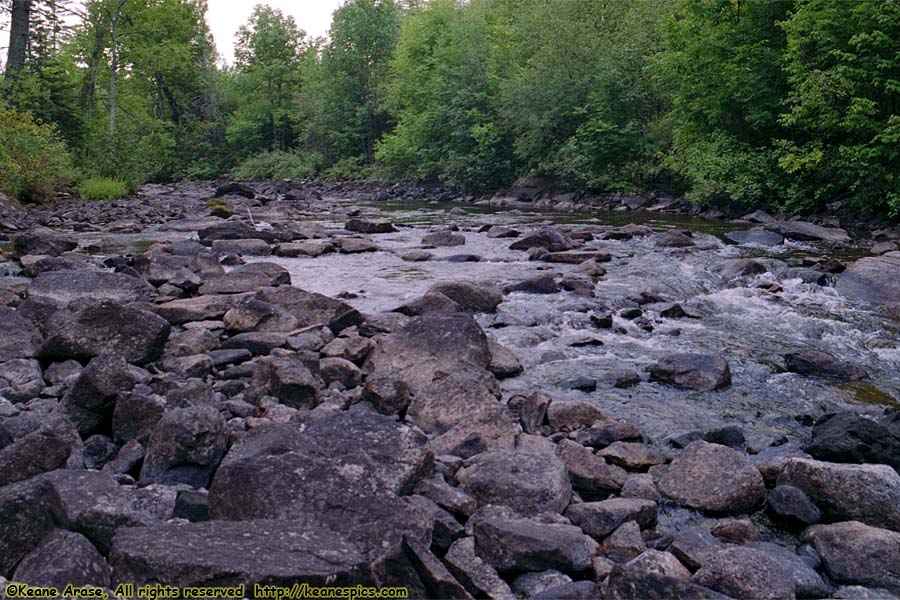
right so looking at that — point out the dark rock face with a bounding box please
[692,546,795,600]
[766,485,821,526]
[778,458,900,531]
[648,353,732,391]
[0,306,43,361]
[564,498,657,540]
[208,413,434,558]
[802,521,900,591]
[712,258,767,280]
[110,519,373,588]
[659,441,766,514]
[785,350,868,381]
[27,271,155,306]
[805,412,900,473]
[836,252,900,305]
[253,286,362,333]
[139,405,229,488]
[428,280,503,313]
[655,230,695,248]
[456,450,572,516]
[605,551,727,600]
[13,529,110,588]
[724,229,784,246]
[407,375,498,434]
[0,477,58,577]
[57,355,136,436]
[471,513,594,574]
[345,218,395,234]
[252,357,321,409]
[214,182,255,199]
[40,301,171,365]
[13,231,79,257]
[112,391,165,444]
[509,229,575,252]
[0,415,82,487]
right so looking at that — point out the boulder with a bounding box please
[655,231,694,248]
[472,513,594,574]
[766,485,821,526]
[505,274,559,294]
[208,413,434,558]
[444,537,514,600]
[429,404,518,458]
[361,371,414,416]
[599,442,666,470]
[252,357,321,409]
[487,341,523,378]
[0,415,83,487]
[509,229,575,252]
[659,441,765,514]
[575,419,642,449]
[428,280,503,313]
[254,286,361,333]
[13,529,110,589]
[109,519,373,588]
[457,450,571,516]
[692,546,795,600]
[648,353,731,391]
[0,306,42,361]
[605,551,726,600]
[277,241,334,257]
[319,357,362,388]
[13,231,78,257]
[40,301,170,365]
[785,351,867,381]
[778,458,900,531]
[835,252,900,305]
[802,521,900,591]
[214,182,255,198]
[345,218,395,234]
[712,258,767,280]
[724,229,784,247]
[556,439,626,494]
[57,355,136,436]
[547,400,606,431]
[139,405,229,488]
[407,375,499,434]
[767,220,851,244]
[745,542,830,598]
[0,477,58,577]
[27,271,154,306]
[154,294,249,324]
[402,538,473,599]
[423,231,466,246]
[805,411,900,472]
[396,291,463,316]
[112,391,166,444]
[564,498,657,540]
[0,358,43,402]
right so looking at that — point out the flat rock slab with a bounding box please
[472,514,594,574]
[27,271,155,305]
[835,252,900,305]
[110,519,373,588]
[649,353,731,391]
[659,441,765,514]
[766,220,851,244]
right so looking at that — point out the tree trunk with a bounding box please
[5,0,33,79]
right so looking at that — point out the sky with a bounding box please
[0,0,345,66]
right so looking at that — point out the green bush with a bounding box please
[0,106,74,202]
[232,150,322,181]
[78,177,132,200]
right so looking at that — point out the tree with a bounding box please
[4,0,32,79]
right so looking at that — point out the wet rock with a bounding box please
[505,274,559,294]
[276,240,334,257]
[0,415,83,487]
[58,355,136,436]
[251,357,321,409]
[713,258,767,280]
[547,400,606,431]
[422,231,466,246]
[802,521,900,591]
[519,391,551,434]
[345,218,395,234]
[710,519,759,543]
[0,306,42,361]
[557,439,626,494]
[338,237,379,253]
[429,280,503,313]
[767,220,851,244]
[40,301,170,365]
[648,353,732,391]
[364,314,491,387]
[472,513,595,574]
[767,485,821,526]
[215,182,255,198]
[509,229,575,252]
[487,226,519,239]
[599,442,666,470]
[408,375,499,434]
[785,350,867,381]
[396,291,463,316]
[564,498,657,540]
[659,441,765,514]
[692,545,795,600]
[208,413,433,558]
[13,231,78,257]
[805,412,900,473]
[430,404,518,458]
[656,230,695,248]
[401,249,432,262]
[210,238,270,255]
[200,263,290,294]
[457,450,571,516]
[28,270,155,306]
[0,358,43,402]
[139,405,228,488]
[724,229,785,246]
[444,537,514,600]
[778,458,900,531]
[13,529,110,588]
[109,519,373,588]
[544,251,610,265]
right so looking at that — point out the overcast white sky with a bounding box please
[0,0,345,66]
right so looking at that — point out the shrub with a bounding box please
[78,177,132,200]
[0,106,74,202]
[232,150,322,181]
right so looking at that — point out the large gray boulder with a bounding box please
[251,357,321,409]
[805,411,900,473]
[13,529,110,589]
[605,550,728,600]
[27,271,155,306]
[692,546,795,600]
[13,231,78,257]
[139,405,229,488]
[835,252,900,305]
[254,286,361,333]
[457,451,572,516]
[0,477,58,577]
[110,520,373,588]
[802,521,900,591]
[407,375,499,434]
[659,441,765,514]
[0,415,83,487]
[57,355,136,436]
[40,301,170,365]
[428,280,503,313]
[648,354,731,391]
[778,458,900,531]
[509,229,575,252]
[724,229,784,247]
[784,351,867,382]
[564,498,657,540]
[0,306,42,362]
[766,220,851,244]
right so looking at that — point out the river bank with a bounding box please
[0,180,899,598]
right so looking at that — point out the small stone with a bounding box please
[710,519,760,543]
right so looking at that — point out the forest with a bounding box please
[1,0,899,217]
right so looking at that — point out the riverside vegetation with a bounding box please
[1,0,900,219]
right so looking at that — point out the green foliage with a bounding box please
[0,106,74,202]
[77,177,131,200]
[232,150,322,181]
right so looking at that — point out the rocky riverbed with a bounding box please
[1,180,899,599]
